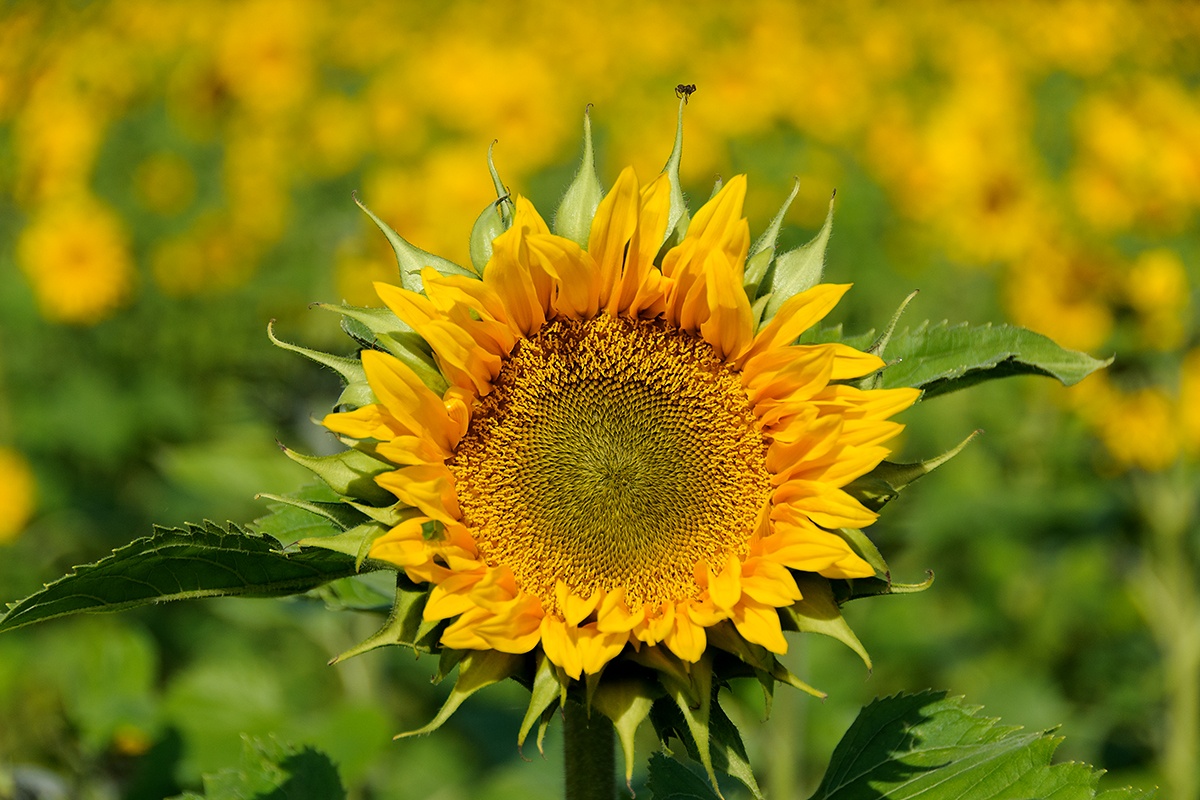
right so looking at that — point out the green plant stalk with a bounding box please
[564,699,616,800]
[1132,471,1200,800]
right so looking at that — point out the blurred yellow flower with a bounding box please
[17,196,135,324]
[0,448,35,543]
[1096,387,1180,472]
[1126,249,1190,350]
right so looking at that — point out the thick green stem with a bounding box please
[564,700,616,800]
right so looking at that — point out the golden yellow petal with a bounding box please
[662,607,707,663]
[576,625,628,674]
[739,558,803,607]
[773,480,879,529]
[322,403,398,441]
[540,615,584,679]
[528,234,601,320]
[375,463,461,524]
[686,174,750,269]
[742,284,852,367]
[424,570,488,620]
[608,173,673,316]
[699,249,755,361]
[376,282,498,395]
[731,599,788,654]
[706,555,743,612]
[588,166,641,308]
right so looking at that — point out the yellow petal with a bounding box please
[743,284,852,367]
[731,599,788,654]
[323,404,398,441]
[540,615,584,679]
[608,173,673,316]
[577,625,628,674]
[588,166,641,308]
[528,234,601,320]
[663,606,707,663]
[706,554,743,611]
[375,463,461,525]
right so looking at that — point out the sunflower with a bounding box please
[326,166,914,673]
[290,108,921,792]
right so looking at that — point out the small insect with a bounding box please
[675,83,697,103]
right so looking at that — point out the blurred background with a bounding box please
[1,1,1198,798]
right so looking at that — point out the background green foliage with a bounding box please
[2,1,1198,798]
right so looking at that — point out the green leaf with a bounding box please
[647,752,722,800]
[0,522,360,632]
[171,735,345,800]
[879,321,1112,399]
[762,192,835,321]
[809,691,1158,800]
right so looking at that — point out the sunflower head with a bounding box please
[279,102,924,793]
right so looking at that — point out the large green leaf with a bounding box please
[171,735,345,800]
[0,522,361,632]
[878,321,1111,399]
[809,691,1157,800]
[646,752,722,800]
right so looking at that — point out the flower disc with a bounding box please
[451,314,772,614]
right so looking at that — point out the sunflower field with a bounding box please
[1,2,1198,799]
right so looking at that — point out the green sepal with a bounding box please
[470,195,512,274]
[707,695,764,800]
[315,303,447,396]
[394,650,524,739]
[710,176,725,200]
[762,191,835,322]
[347,500,418,528]
[435,647,467,684]
[330,574,441,662]
[844,430,981,512]
[336,381,376,410]
[254,493,365,534]
[661,96,692,243]
[518,652,565,753]
[486,139,511,219]
[750,293,773,330]
[352,191,477,292]
[878,320,1113,399]
[865,291,919,362]
[781,575,872,672]
[281,446,395,507]
[553,106,604,247]
[833,527,889,577]
[297,522,388,570]
[591,678,657,789]
[266,321,365,388]
[627,643,697,702]
[744,177,800,293]
[660,655,720,796]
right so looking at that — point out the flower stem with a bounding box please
[564,699,616,800]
